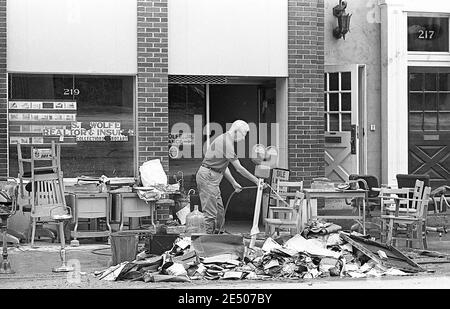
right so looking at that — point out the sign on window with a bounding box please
[408,17,449,52]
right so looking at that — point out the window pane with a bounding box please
[324,94,327,111]
[424,112,437,131]
[408,17,449,52]
[342,114,351,131]
[409,93,423,111]
[439,93,450,111]
[9,74,73,100]
[8,74,135,178]
[329,73,339,91]
[409,73,423,91]
[425,73,437,91]
[341,93,351,111]
[341,72,351,91]
[439,73,450,91]
[329,114,339,131]
[424,93,437,111]
[324,75,328,91]
[329,93,339,111]
[409,113,422,131]
[439,112,450,130]
[324,114,328,131]
[169,84,206,191]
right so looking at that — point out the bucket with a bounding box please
[110,232,139,266]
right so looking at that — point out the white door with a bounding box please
[324,65,360,182]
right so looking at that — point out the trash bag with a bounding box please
[139,159,168,186]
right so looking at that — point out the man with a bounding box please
[196,120,260,234]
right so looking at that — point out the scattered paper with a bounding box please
[264,260,280,270]
[262,237,283,252]
[285,235,341,259]
[347,271,366,278]
[222,271,243,280]
[378,250,388,260]
[385,268,409,276]
[176,205,191,225]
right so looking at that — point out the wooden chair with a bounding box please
[380,180,431,249]
[264,180,303,236]
[264,191,305,237]
[17,142,64,246]
[397,174,448,236]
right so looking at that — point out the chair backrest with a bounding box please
[349,174,380,198]
[17,141,61,177]
[379,187,411,214]
[381,180,430,218]
[409,180,425,211]
[417,186,432,220]
[275,181,303,207]
[396,174,430,189]
[31,171,67,218]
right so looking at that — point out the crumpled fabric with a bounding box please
[302,219,342,238]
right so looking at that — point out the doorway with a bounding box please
[209,84,276,221]
[408,67,450,188]
[168,78,277,222]
[324,65,365,182]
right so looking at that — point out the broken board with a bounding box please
[339,232,425,273]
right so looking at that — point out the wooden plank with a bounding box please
[339,232,424,273]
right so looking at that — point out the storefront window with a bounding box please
[408,17,449,52]
[8,74,135,178]
[168,84,206,192]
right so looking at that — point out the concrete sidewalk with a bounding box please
[1,222,450,289]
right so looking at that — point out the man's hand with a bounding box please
[233,183,243,193]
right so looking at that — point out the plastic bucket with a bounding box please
[110,232,139,265]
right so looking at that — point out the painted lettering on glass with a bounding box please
[64,88,80,96]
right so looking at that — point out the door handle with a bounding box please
[350,125,357,155]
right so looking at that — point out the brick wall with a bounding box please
[137,0,169,173]
[287,0,325,187]
[0,0,6,176]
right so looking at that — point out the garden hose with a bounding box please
[217,183,291,234]
[91,247,112,256]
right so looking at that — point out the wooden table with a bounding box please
[303,189,368,235]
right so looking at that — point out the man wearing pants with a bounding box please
[196,120,260,234]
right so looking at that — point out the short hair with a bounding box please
[230,120,250,135]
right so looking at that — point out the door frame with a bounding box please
[324,64,366,177]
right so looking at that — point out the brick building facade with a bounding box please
[5,0,325,221]
[288,0,325,186]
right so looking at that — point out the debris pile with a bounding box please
[95,225,424,283]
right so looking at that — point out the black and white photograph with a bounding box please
[1,0,450,298]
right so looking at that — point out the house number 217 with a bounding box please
[418,30,435,40]
[64,88,80,96]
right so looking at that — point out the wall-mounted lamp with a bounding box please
[333,0,352,40]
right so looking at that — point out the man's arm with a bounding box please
[230,159,259,185]
[224,167,242,192]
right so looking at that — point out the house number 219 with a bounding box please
[418,30,435,40]
[64,88,80,96]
